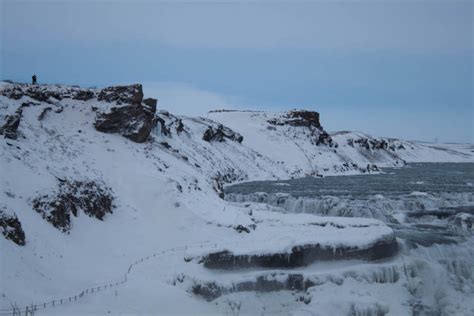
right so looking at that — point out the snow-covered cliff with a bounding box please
[0,82,472,315]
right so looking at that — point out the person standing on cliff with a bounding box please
[32,74,37,85]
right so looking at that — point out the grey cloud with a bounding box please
[2,1,472,54]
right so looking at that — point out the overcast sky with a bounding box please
[1,0,472,142]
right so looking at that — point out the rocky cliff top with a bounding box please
[267,110,321,129]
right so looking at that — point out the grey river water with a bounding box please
[225,163,474,198]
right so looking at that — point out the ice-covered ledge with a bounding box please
[190,211,398,269]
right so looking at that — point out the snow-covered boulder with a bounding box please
[202,124,243,143]
[94,104,156,143]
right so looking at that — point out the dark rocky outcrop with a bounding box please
[97,84,143,105]
[1,84,71,103]
[73,90,95,101]
[95,105,156,143]
[32,180,114,233]
[143,98,157,112]
[0,109,22,140]
[211,169,243,199]
[152,111,187,137]
[267,110,321,128]
[364,164,380,173]
[187,264,400,301]
[268,110,335,147]
[233,224,251,233]
[192,273,315,301]
[202,237,398,269]
[25,87,63,103]
[1,85,24,100]
[202,124,243,143]
[94,85,157,142]
[349,137,389,151]
[176,119,184,133]
[316,131,334,146]
[0,209,26,246]
[155,116,171,137]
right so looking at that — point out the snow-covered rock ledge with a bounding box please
[191,212,398,269]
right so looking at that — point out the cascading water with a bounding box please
[222,163,474,315]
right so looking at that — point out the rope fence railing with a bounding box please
[0,239,243,316]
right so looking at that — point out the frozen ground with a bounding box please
[0,82,473,315]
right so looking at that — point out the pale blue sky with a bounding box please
[1,1,472,142]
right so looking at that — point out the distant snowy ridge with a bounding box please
[207,110,472,177]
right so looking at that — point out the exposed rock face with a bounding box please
[155,116,171,137]
[0,209,26,246]
[3,85,65,103]
[267,110,335,147]
[1,85,24,100]
[364,164,380,173]
[268,110,321,128]
[94,84,157,143]
[0,109,22,140]
[32,180,114,233]
[202,238,398,269]
[211,169,243,198]
[95,105,156,143]
[73,90,95,101]
[176,119,184,133]
[316,131,334,147]
[97,84,144,105]
[349,137,389,151]
[25,87,63,103]
[187,264,400,301]
[192,273,314,301]
[143,98,157,112]
[202,124,243,143]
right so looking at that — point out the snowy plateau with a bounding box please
[0,82,473,315]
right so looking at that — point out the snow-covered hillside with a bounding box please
[207,110,472,177]
[0,82,472,315]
